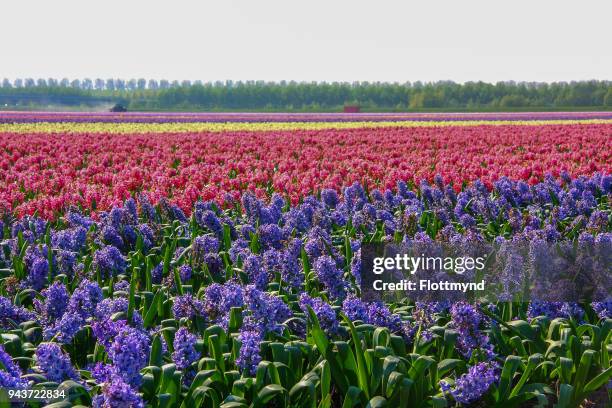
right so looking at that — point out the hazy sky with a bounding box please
[3,0,611,83]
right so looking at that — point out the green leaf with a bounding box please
[208,334,226,373]
[189,385,221,408]
[221,403,248,408]
[305,308,349,395]
[498,392,542,408]
[365,396,387,408]
[572,349,595,394]
[126,266,138,322]
[173,266,184,295]
[436,359,464,381]
[407,354,435,380]
[142,366,162,397]
[396,378,413,407]
[556,383,573,408]
[335,341,359,387]
[381,356,400,396]
[384,371,404,399]
[223,224,232,251]
[319,360,331,408]
[160,363,178,395]
[431,395,448,408]
[163,241,173,276]
[406,354,435,403]
[289,380,316,408]
[39,402,72,408]
[498,355,522,401]
[306,306,328,350]
[183,369,222,405]
[582,365,612,394]
[341,313,370,399]
[557,357,574,384]
[232,378,253,398]
[253,384,287,408]
[229,307,243,333]
[143,289,161,328]
[156,393,174,408]
[506,320,537,340]
[149,334,164,367]
[510,353,542,398]
[57,380,91,405]
[341,386,363,408]
[373,327,390,348]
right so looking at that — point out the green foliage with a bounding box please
[1,199,610,407]
[1,79,610,111]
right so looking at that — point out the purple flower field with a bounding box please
[1,110,612,123]
[0,172,610,407]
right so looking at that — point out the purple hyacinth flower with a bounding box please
[192,235,220,262]
[313,256,346,300]
[591,300,612,319]
[299,294,339,336]
[450,302,493,358]
[243,285,291,334]
[0,296,35,329]
[92,318,129,349]
[321,189,340,208]
[92,373,144,408]
[27,257,49,290]
[367,302,403,332]
[0,344,22,379]
[172,327,199,371]
[440,362,498,404]
[195,205,223,236]
[243,254,269,290]
[68,279,103,319]
[107,326,150,387]
[172,294,206,320]
[236,329,262,375]
[34,282,70,326]
[35,343,79,382]
[342,295,369,322]
[43,312,84,344]
[93,246,127,278]
[178,264,192,282]
[257,224,283,250]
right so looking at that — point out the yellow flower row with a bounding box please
[1,119,611,134]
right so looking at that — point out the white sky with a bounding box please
[2,0,611,83]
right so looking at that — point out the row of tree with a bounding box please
[1,79,610,110]
[1,78,188,91]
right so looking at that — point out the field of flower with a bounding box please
[1,123,611,218]
[2,111,612,123]
[0,113,610,407]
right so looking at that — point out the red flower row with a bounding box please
[1,124,610,218]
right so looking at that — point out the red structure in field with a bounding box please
[343,105,360,113]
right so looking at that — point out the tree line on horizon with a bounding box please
[0,78,610,111]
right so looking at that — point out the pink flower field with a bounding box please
[1,122,610,218]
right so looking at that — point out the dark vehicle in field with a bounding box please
[110,103,127,112]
